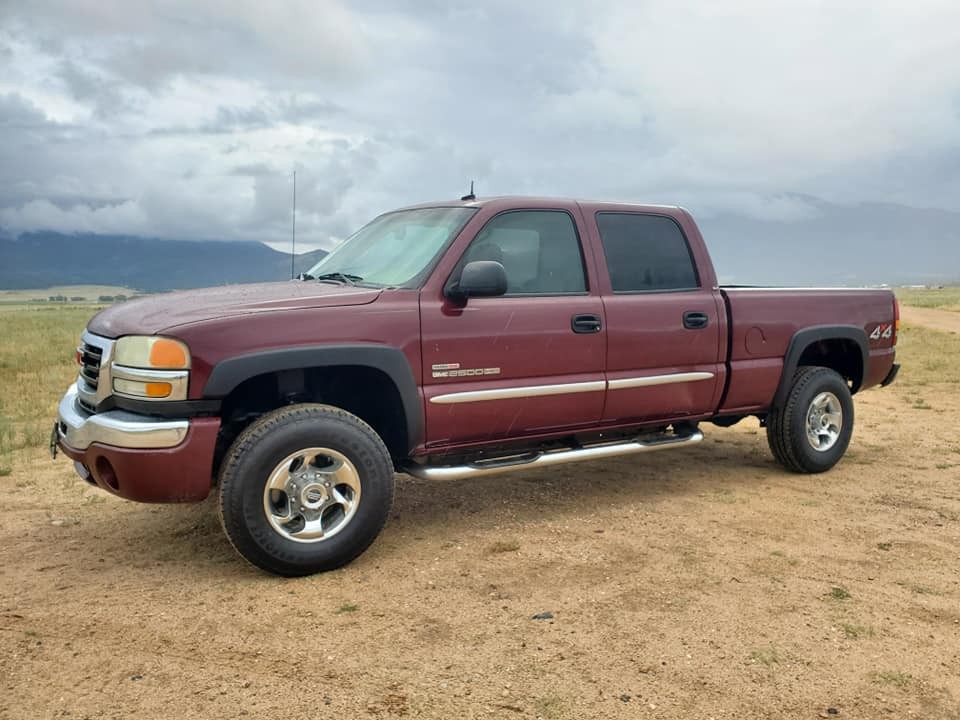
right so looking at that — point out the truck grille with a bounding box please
[77,338,109,413]
[79,343,103,390]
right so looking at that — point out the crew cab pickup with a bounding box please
[53,197,900,575]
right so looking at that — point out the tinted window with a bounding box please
[462,210,586,294]
[596,213,699,292]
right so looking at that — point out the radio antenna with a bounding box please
[290,170,297,279]
[460,180,476,201]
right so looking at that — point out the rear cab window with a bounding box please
[595,212,700,292]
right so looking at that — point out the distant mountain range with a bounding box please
[699,198,960,286]
[1,198,958,291]
[0,232,327,291]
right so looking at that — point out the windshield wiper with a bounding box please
[313,272,363,286]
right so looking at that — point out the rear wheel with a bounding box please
[766,366,854,473]
[218,404,395,576]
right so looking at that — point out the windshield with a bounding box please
[306,207,476,287]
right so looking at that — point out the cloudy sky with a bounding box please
[2,0,959,252]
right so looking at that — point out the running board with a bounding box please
[403,429,704,481]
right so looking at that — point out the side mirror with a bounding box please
[447,261,508,301]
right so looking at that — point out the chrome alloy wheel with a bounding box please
[262,447,361,543]
[805,392,843,452]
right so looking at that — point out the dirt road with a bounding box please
[1,322,958,719]
[900,306,960,335]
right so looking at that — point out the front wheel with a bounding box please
[218,404,395,576]
[766,366,854,473]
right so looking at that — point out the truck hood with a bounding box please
[88,282,382,337]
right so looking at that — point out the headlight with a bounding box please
[114,336,190,369]
[112,336,190,401]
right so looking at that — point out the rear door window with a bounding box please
[596,213,699,292]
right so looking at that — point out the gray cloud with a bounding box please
[56,60,135,118]
[1,0,373,88]
[1,0,959,251]
[0,92,48,128]
[152,96,344,136]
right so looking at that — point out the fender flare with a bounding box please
[773,325,869,409]
[202,345,423,452]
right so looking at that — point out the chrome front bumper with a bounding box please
[56,382,189,450]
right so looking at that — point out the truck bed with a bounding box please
[718,287,898,415]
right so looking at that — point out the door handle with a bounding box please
[571,314,602,334]
[683,311,709,330]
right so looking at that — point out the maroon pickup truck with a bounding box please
[53,196,900,575]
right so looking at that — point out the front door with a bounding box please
[420,208,606,448]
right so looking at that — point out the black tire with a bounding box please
[218,403,395,576]
[766,366,854,474]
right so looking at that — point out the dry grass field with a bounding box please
[0,304,109,477]
[895,286,960,312]
[1,296,959,719]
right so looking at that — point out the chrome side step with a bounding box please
[403,429,704,481]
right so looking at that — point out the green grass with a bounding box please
[709,487,739,504]
[487,539,521,553]
[335,603,359,614]
[896,286,960,311]
[762,551,798,569]
[840,622,874,639]
[895,325,960,386]
[0,304,100,471]
[873,670,912,687]
[828,585,851,600]
[899,582,940,596]
[748,647,781,666]
[533,695,566,718]
[0,415,12,475]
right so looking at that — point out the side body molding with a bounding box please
[202,345,423,451]
[773,325,869,409]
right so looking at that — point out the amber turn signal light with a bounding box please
[145,382,173,398]
[149,338,189,369]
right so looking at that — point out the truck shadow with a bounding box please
[72,431,778,576]
[389,434,774,532]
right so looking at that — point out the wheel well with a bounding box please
[797,338,864,392]
[214,365,409,471]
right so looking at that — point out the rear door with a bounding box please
[589,210,724,424]
[419,207,607,448]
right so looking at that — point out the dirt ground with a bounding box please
[2,315,959,719]
[901,306,960,335]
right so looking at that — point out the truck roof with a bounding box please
[395,196,684,215]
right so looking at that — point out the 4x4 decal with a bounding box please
[869,324,893,341]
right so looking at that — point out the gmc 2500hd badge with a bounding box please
[431,363,501,379]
